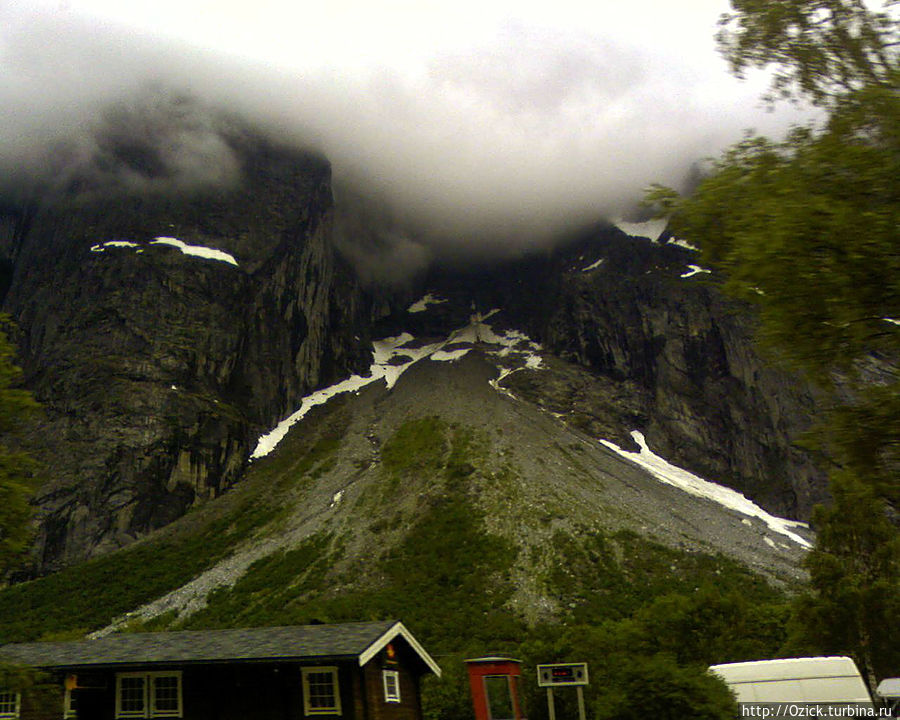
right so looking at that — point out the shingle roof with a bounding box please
[0,621,427,670]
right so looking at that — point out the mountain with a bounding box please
[0,125,845,717]
[0,125,826,590]
[1,128,379,572]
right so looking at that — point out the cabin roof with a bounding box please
[0,620,441,676]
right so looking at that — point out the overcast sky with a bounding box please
[2,0,817,251]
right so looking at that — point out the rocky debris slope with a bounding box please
[415,225,827,520]
[94,333,810,635]
[1,128,373,571]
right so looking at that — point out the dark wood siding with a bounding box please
[16,657,425,720]
[361,663,421,720]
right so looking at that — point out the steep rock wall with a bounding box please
[426,226,827,520]
[2,130,370,571]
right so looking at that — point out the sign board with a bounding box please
[537,663,589,687]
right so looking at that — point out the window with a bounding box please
[302,667,341,716]
[63,688,77,720]
[115,673,182,719]
[382,670,401,703]
[0,691,20,720]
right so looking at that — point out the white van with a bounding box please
[877,678,900,718]
[709,656,872,703]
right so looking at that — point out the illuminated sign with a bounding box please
[536,663,589,687]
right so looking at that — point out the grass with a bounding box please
[175,417,522,652]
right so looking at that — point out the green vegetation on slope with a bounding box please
[0,499,273,642]
[0,414,795,719]
[181,417,520,649]
[0,318,41,576]
[0,407,348,642]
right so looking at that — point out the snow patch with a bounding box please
[252,308,545,459]
[330,490,343,507]
[581,258,605,272]
[90,240,140,252]
[667,237,699,252]
[408,293,448,313]
[615,218,667,242]
[431,348,471,362]
[883,318,900,327]
[151,237,238,266]
[599,431,812,549]
[681,264,711,279]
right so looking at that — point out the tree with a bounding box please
[0,318,39,575]
[790,473,900,685]
[593,653,735,720]
[717,0,899,107]
[646,0,899,691]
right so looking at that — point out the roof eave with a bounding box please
[357,621,442,677]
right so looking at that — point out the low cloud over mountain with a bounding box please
[2,2,816,253]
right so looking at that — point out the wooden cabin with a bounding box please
[0,620,440,720]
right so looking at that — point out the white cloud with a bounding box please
[2,0,818,254]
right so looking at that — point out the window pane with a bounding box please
[307,672,336,709]
[383,671,400,703]
[119,677,145,713]
[0,692,17,715]
[153,676,180,713]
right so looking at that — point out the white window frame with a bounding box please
[63,687,77,719]
[115,672,182,719]
[382,670,401,704]
[301,666,342,716]
[0,691,20,720]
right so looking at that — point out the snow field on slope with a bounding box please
[614,218,668,242]
[251,303,545,459]
[151,237,238,265]
[600,431,811,549]
[407,293,447,313]
[681,264,712,279]
[89,237,238,266]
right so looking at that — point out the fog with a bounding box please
[1,2,817,262]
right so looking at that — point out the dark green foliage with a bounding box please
[518,621,741,720]
[180,533,335,629]
[647,0,900,689]
[183,419,520,650]
[592,653,735,720]
[789,473,900,686]
[618,588,791,666]
[0,500,273,642]
[717,0,898,107]
[542,528,781,625]
[381,416,448,475]
[0,319,40,575]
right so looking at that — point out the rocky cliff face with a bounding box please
[420,226,827,520]
[1,131,828,576]
[1,128,372,572]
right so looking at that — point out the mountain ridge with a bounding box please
[0,134,826,578]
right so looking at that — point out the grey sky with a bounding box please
[2,1,817,252]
